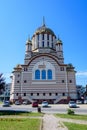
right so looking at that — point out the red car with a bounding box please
[32,101,38,107]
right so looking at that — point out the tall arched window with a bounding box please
[38,35,39,40]
[47,69,52,79]
[52,42,53,48]
[47,34,49,40]
[47,41,49,47]
[42,34,44,40]
[35,70,40,79]
[42,41,44,47]
[42,70,46,79]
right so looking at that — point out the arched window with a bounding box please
[42,34,44,40]
[42,70,46,79]
[42,41,44,47]
[35,70,40,79]
[47,69,52,79]
[47,34,49,40]
[52,42,53,48]
[38,35,39,40]
[47,41,49,47]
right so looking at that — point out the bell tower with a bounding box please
[56,37,64,64]
[25,37,32,64]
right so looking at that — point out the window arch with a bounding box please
[35,70,40,79]
[47,69,52,79]
[32,61,55,80]
[42,70,46,80]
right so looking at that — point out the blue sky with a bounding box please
[0,0,87,86]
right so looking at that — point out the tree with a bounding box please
[0,73,5,94]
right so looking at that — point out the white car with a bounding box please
[76,100,82,104]
[15,101,21,105]
[23,100,29,105]
[42,101,48,107]
[84,100,87,104]
[68,101,77,108]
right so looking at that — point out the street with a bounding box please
[0,104,87,115]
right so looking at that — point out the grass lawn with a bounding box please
[0,111,44,117]
[56,113,87,120]
[0,101,3,104]
[0,118,41,130]
[64,122,87,130]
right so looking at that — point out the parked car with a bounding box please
[23,100,29,105]
[2,101,10,107]
[76,100,82,104]
[32,101,38,107]
[68,101,77,108]
[84,100,87,104]
[15,101,21,105]
[42,101,48,107]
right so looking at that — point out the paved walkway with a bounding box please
[58,117,87,125]
[42,114,68,130]
[42,114,87,130]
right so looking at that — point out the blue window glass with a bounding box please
[47,41,49,47]
[47,69,52,79]
[42,70,46,80]
[47,34,49,40]
[52,43,53,48]
[42,34,44,40]
[38,35,39,40]
[42,41,44,47]
[35,70,40,79]
[38,42,39,48]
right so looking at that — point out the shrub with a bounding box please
[67,108,75,115]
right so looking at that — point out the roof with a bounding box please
[33,24,55,36]
[56,38,63,45]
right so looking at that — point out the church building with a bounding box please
[10,21,77,103]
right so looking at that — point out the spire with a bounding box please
[42,16,46,26]
[56,35,63,45]
[27,35,31,42]
[58,35,60,40]
[26,34,32,45]
[28,34,30,41]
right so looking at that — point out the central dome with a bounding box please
[32,21,57,52]
[34,24,55,36]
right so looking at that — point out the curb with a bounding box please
[40,118,43,130]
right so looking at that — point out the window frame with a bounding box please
[42,70,46,80]
[47,69,52,80]
[35,69,40,79]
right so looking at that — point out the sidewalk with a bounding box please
[42,114,68,130]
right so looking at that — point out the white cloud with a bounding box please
[76,71,87,76]
[76,71,87,86]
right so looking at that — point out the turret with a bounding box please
[56,37,64,63]
[26,38,32,53]
[25,37,32,64]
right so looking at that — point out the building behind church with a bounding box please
[10,21,77,103]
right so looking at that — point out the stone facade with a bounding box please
[10,22,77,103]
